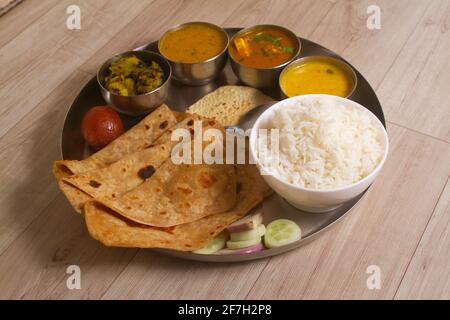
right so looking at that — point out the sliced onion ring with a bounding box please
[215,242,264,255]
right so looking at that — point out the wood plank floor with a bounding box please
[0,0,448,299]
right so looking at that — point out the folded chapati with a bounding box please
[90,118,237,226]
[60,143,171,212]
[93,160,237,227]
[57,114,213,213]
[84,164,272,251]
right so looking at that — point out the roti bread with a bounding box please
[60,143,171,213]
[84,164,271,250]
[57,114,212,213]
[87,115,238,226]
[94,160,236,227]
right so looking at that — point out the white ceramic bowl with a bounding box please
[249,94,389,213]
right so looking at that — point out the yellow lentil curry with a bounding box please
[280,60,354,97]
[159,23,227,63]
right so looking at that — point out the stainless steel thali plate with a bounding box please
[61,28,385,262]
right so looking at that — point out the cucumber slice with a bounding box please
[258,224,266,237]
[226,237,261,250]
[230,224,266,242]
[193,232,227,254]
[264,219,301,248]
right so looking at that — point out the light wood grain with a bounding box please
[221,0,335,36]
[0,0,23,17]
[0,0,449,300]
[101,252,268,300]
[0,195,138,299]
[0,0,55,47]
[0,70,91,255]
[395,177,450,299]
[309,0,432,88]
[0,0,152,138]
[378,0,450,142]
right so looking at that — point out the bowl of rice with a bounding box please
[249,94,389,213]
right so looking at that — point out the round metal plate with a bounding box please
[61,28,385,262]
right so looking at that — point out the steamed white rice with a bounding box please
[257,98,385,189]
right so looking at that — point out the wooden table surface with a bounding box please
[0,0,449,300]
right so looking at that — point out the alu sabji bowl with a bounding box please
[97,50,171,116]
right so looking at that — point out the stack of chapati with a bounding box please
[53,86,273,251]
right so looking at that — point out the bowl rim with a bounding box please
[96,50,172,98]
[278,55,358,98]
[228,24,302,71]
[157,21,230,65]
[249,94,389,194]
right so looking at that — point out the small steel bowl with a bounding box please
[158,22,229,86]
[97,50,171,116]
[279,55,357,99]
[228,24,301,89]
